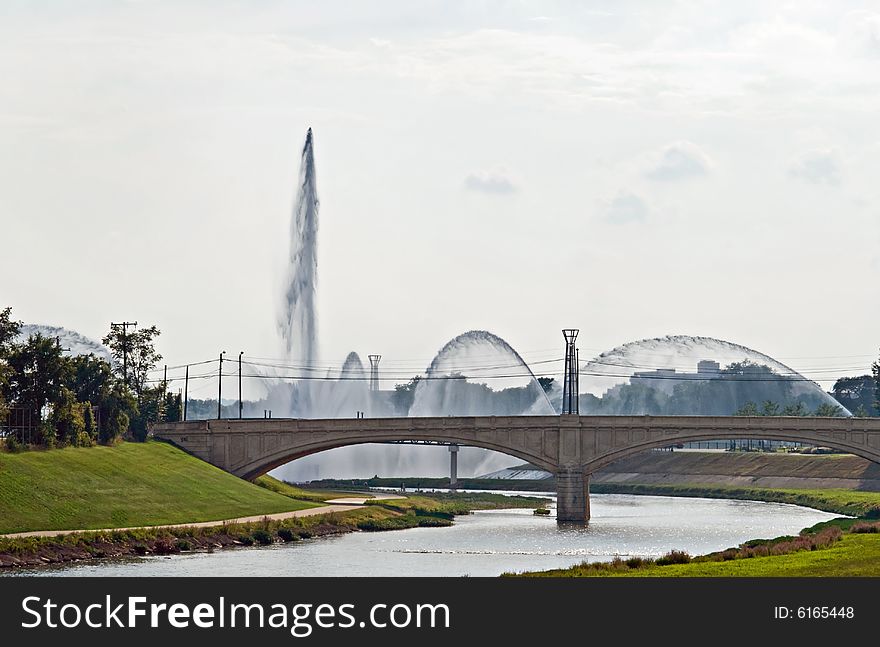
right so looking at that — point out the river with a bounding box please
[10,492,839,577]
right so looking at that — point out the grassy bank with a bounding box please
[514,520,880,577]
[0,490,549,569]
[0,441,319,534]
[252,475,361,502]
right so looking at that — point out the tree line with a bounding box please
[0,307,179,450]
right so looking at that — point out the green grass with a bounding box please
[606,534,880,577]
[252,475,363,502]
[514,523,880,578]
[0,441,319,534]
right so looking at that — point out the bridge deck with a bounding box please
[151,415,880,524]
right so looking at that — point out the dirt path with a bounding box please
[1,504,363,540]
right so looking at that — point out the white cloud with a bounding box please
[838,11,880,58]
[605,190,649,224]
[788,149,841,185]
[464,169,517,194]
[644,141,712,181]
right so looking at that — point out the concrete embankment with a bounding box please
[479,451,880,492]
[592,451,880,491]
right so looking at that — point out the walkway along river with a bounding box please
[7,492,839,577]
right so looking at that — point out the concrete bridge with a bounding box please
[151,415,880,523]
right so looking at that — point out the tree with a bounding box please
[814,403,845,417]
[4,333,69,426]
[734,402,759,416]
[782,401,809,416]
[761,400,780,416]
[0,306,22,420]
[83,403,97,443]
[0,306,21,354]
[391,376,422,415]
[163,391,182,422]
[49,387,88,447]
[830,375,877,416]
[98,383,136,444]
[101,408,129,445]
[874,352,880,415]
[102,324,162,399]
[69,354,114,406]
[537,377,555,394]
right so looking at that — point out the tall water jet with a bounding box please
[407,330,555,476]
[278,128,319,416]
[410,330,555,417]
[308,351,372,419]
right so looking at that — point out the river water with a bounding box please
[10,492,839,577]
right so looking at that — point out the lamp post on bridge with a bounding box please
[368,355,381,393]
[217,351,226,420]
[562,329,579,415]
[238,351,244,419]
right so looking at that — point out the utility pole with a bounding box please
[110,321,137,387]
[562,329,580,415]
[183,365,189,421]
[217,351,226,420]
[238,351,244,419]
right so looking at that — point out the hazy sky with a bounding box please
[2,0,878,398]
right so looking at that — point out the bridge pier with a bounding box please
[555,468,590,524]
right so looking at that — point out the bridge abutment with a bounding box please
[555,468,590,524]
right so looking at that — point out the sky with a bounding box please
[2,0,879,400]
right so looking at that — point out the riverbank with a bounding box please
[512,519,880,577]
[0,490,549,569]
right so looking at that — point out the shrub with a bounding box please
[656,550,691,565]
[417,517,453,528]
[83,404,97,443]
[38,420,57,448]
[4,433,23,453]
[277,528,298,542]
[851,522,880,534]
[625,557,647,569]
[152,536,176,555]
[174,539,192,551]
[252,529,273,545]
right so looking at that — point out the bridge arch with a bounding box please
[235,434,558,481]
[582,429,880,474]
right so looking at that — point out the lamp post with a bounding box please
[217,351,226,419]
[238,351,244,419]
